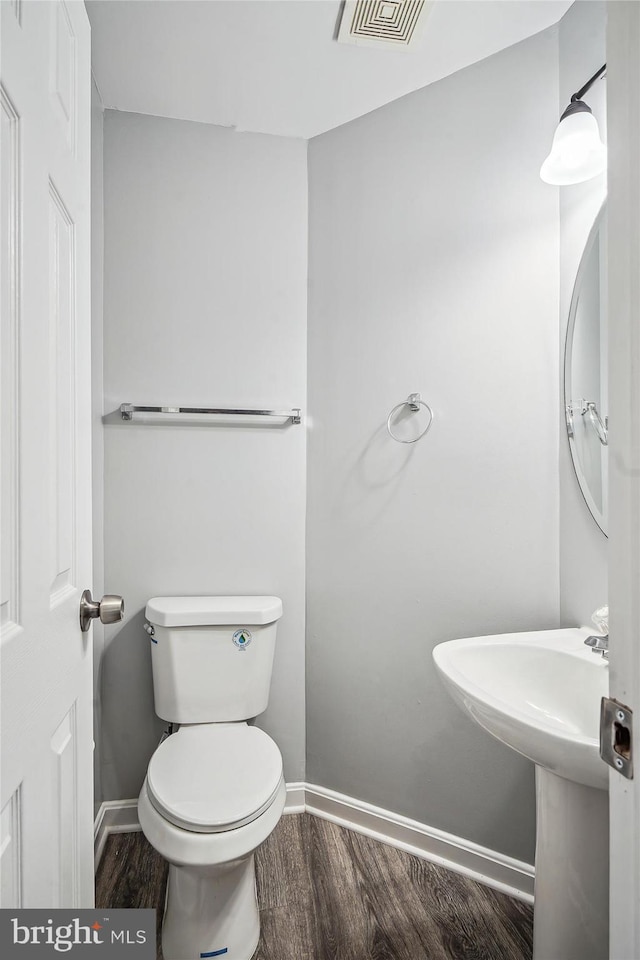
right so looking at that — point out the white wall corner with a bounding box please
[284,781,306,814]
[94,799,141,868]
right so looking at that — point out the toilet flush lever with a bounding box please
[79,589,125,632]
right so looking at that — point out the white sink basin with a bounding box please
[433,627,609,790]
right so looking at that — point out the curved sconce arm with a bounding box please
[571,63,607,103]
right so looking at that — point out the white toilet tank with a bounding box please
[145,596,283,723]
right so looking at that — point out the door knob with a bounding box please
[79,589,125,632]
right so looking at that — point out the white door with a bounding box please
[608,2,640,958]
[1,0,94,907]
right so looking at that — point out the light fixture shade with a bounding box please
[540,104,606,185]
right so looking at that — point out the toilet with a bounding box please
[137,596,286,960]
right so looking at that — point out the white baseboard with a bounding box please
[94,781,307,868]
[304,783,534,904]
[94,799,141,868]
[95,783,534,904]
[283,781,306,814]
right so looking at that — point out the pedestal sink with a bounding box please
[433,627,609,960]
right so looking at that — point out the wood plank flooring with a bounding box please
[95,814,533,960]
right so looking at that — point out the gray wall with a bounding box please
[93,4,608,869]
[306,30,561,863]
[558,1,608,627]
[91,80,105,816]
[100,111,307,800]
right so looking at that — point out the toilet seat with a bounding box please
[147,723,283,834]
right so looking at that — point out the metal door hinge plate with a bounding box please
[600,697,633,779]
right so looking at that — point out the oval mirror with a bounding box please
[564,203,608,536]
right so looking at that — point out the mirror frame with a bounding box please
[564,201,607,537]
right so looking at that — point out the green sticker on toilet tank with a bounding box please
[232,628,252,650]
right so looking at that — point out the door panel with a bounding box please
[0,0,93,909]
[0,789,22,908]
[0,83,21,641]
[49,179,77,605]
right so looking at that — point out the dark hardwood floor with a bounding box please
[95,814,533,960]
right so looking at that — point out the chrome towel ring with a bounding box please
[386,393,434,444]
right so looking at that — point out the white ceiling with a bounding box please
[87,0,573,140]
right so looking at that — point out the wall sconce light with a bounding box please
[540,63,606,185]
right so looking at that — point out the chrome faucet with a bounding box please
[585,633,609,660]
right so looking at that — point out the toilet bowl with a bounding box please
[138,597,285,960]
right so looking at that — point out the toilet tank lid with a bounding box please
[146,596,283,627]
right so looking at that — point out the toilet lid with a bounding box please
[147,724,283,833]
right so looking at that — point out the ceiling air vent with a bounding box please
[337,0,433,50]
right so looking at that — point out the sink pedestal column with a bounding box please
[533,767,609,960]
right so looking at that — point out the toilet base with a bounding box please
[162,854,259,960]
